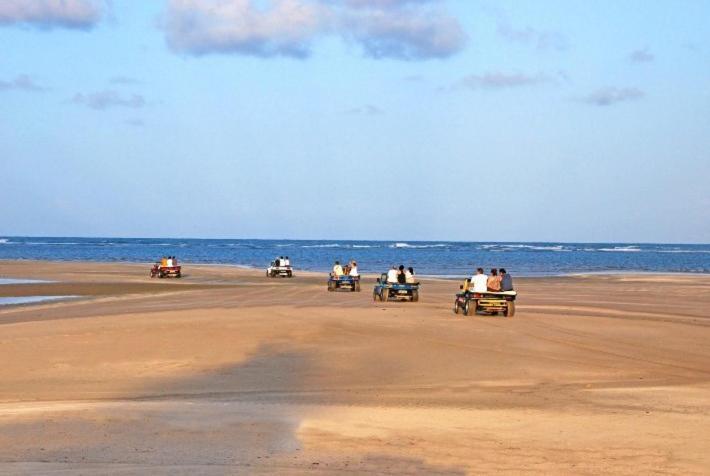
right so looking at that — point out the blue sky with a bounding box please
[1,0,708,242]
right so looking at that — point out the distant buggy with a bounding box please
[453,284,516,317]
[327,275,361,292]
[266,261,293,278]
[373,273,420,302]
[150,263,182,279]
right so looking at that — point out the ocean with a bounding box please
[1,237,708,277]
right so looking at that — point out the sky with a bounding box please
[1,0,709,243]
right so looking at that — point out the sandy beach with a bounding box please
[0,260,708,474]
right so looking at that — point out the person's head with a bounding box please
[399,265,405,271]
[477,267,484,274]
[352,261,357,267]
[335,261,340,265]
[408,267,414,274]
[490,268,498,276]
[499,268,507,275]
[391,265,397,270]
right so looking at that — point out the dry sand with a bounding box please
[0,260,709,475]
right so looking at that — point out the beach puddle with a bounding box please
[0,296,77,306]
[0,278,52,285]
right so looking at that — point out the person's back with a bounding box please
[397,265,407,284]
[386,267,398,283]
[333,261,344,277]
[487,269,501,292]
[470,268,488,293]
[500,269,514,291]
[405,267,415,284]
[349,262,359,277]
[284,257,290,267]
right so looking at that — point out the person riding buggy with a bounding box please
[373,265,419,302]
[328,260,361,292]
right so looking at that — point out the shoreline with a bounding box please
[2,258,708,280]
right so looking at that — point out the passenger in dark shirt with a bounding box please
[397,265,407,284]
[499,268,514,291]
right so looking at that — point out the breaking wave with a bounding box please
[390,243,449,249]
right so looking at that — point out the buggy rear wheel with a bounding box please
[505,301,516,317]
[411,290,419,302]
[463,300,472,316]
[381,289,388,302]
[327,281,334,291]
[355,281,361,292]
[453,299,460,314]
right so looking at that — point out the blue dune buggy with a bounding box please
[328,275,361,292]
[373,273,420,302]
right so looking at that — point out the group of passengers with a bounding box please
[468,268,513,293]
[160,256,178,267]
[387,265,417,284]
[331,260,359,278]
[274,256,291,267]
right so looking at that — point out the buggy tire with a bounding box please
[411,290,419,302]
[287,271,292,278]
[505,301,516,317]
[373,290,378,302]
[355,281,361,292]
[462,300,470,316]
[327,281,334,291]
[381,289,388,302]
[453,299,460,314]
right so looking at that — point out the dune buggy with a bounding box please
[373,273,419,302]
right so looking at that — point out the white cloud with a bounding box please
[629,47,654,63]
[344,104,383,115]
[163,0,466,60]
[497,22,567,51]
[0,0,103,29]
[583,87,644,106]
[457,72,550,90]
[72,90,145,110]
[110,76,142,85]
[0,74,45,92]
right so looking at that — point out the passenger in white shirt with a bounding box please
[386,266,398,283]
[284,256,290,267]
[349,261,359,277]
[470,267,489,293]
[332,261,344,277]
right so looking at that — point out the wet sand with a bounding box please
[0,260,709,474]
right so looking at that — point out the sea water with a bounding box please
[0,237,708,277]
